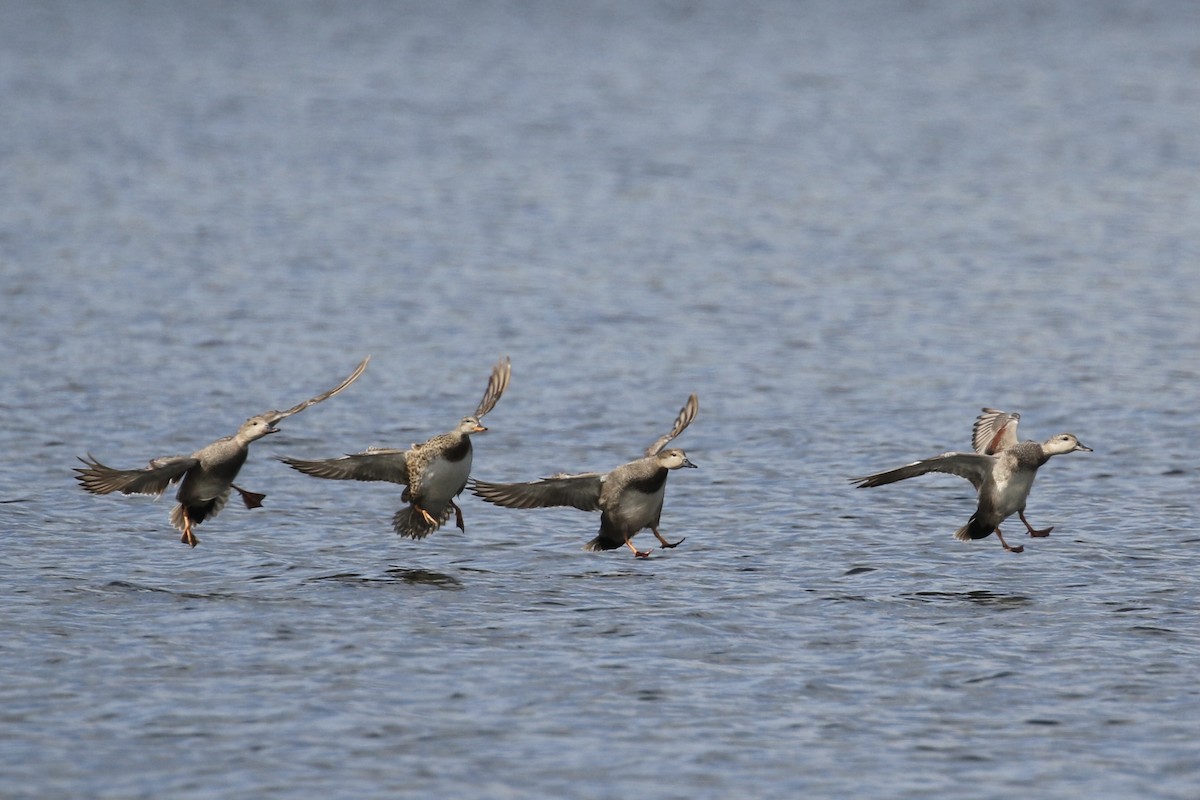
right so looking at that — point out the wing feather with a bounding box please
[74,454,197,497]
[852,452,995,492]
[278,448,410,485]
[262,356,370,425]
[470,473,604,511]
[474,357,511,419]
[972,408,1020,455]
[645,393,698,457]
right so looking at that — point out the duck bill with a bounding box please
[1075,442,1093,452]
[682,458,698,468]
[473,424,488,433]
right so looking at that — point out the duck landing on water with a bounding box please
[471,393,699,558]
[75,357,370,547]
[851,407,1091,553]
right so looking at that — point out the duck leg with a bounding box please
[624,536,652,559]
[416,505,439,527]
[650,527,685,549]
[1019,510,1053,537]
[450,500,465,532]
[180,515,199,548]
[993,526,1023,554]
[232,484,266,509]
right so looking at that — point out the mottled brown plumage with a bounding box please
[280,357,511,539]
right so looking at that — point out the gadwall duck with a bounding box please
[75,357,369,547]
[852,407,1091,553]
[470,394,698,558]
[279,357,511,540]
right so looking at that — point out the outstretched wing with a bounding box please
[972,408,1021,454]
[851,451,995,492]
[645,393,699,457]
[262,356,370,425]
[474,356,511,419]
[278,447,410,485]
[470,473,604,512]
[75,454,198,497]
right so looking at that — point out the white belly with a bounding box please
[989,467,1036,518]
[419,453,472,512]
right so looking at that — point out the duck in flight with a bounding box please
[851,408,1091,553]
[279,357,511,540]
[75,357,370,547]
[470,394,698,558]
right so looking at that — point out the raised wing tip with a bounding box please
[973,408,1021,454]
[475,356,512,419]
[333,355,371,393]
[268,355,371,422]
[645,393,700,456]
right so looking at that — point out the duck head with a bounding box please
[456,416,487,435]
[237,415,280,443]
[658,448,698,469]
[1045,433,1092,455]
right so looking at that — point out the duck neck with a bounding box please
[442,434,472,462]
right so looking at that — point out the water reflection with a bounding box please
[385,567,463,588]
[310,569,463,589]
[907,590,1032,607]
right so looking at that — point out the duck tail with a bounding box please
[583,534,623,552]
[954,514,993,542]
[171,501,219,529]
[391,505,453,540]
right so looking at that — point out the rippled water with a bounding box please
[3,1,1199,797]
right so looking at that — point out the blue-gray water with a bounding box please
[2,1,1198,797]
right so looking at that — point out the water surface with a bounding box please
[2,1,1198,797]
